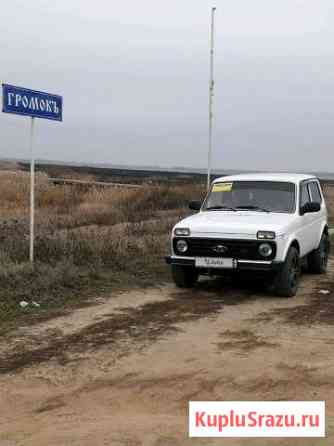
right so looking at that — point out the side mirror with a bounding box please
[301,202,321,215]
[189,200,201,211]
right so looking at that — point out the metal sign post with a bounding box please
[29,117,35,263]
[207,7,216,191]
[2,83,63,263]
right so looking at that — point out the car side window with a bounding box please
[308,181,322,204]
[300,183,310,208]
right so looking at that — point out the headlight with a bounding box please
[176,239,188,253]
[257,231,275,240]
[174,227,190,236]
[258,243,273,258]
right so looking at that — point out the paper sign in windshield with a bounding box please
[212,183,233,192]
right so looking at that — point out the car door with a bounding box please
[298,181,314,256]
[307,180,324,250]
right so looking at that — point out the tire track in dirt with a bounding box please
[1,266,334,446]
[1,263,333,375]
[0,281,249,374]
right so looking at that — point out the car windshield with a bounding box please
[203,181,296,213]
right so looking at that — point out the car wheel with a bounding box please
[274,246,300,297]
[171,265,198,288]
[307,233,330,274]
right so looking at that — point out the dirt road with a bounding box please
[1,263,334,446]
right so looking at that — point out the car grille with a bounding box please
[173,237,276,261]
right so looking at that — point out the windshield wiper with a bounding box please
[206,205,237,211]
[235,205,270,213]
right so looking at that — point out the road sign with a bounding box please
[2,83,63,263]
[2,84,62,121]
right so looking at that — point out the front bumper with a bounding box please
[165,256,283,272]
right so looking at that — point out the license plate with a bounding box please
[195,257,235,269]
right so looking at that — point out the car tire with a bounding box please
[274,246,300,297]
[307,233,330,274]
[171,265,198,288]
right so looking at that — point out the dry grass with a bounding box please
[3,170,332,330]
[322,183,334,225]
[0,170,205,329]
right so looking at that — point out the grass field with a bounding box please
[322,183,334,224]
[1,167,333,332]
[0,170,205,331]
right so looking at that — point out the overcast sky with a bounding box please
[1,0,334,171]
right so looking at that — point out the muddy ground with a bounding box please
[1,262,334,446]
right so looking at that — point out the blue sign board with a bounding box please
[2,84,62,121]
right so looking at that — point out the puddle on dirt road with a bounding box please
[0,277,264,374]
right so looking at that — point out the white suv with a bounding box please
[166,173,330,297]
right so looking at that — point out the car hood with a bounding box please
[174,211,295,239]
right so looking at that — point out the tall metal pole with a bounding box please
[207,7,216,191]
[29,117,35,263]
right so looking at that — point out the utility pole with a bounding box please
[207,6,216,191]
